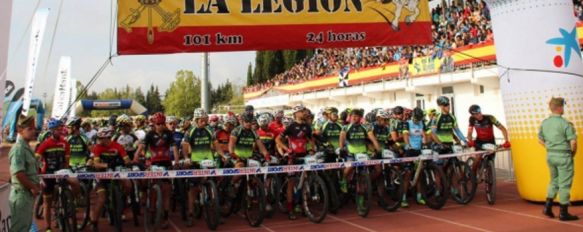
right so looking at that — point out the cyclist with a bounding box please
[81,119,97,143]
[257,114,277,158]
[214,113,237,165]
[338,108,381,207]
[402,107,429,207]
[209,114,221,132]
[390,106,407,154]
[425,108,437,144]
[90,128,132,231]
[181,108,215,227]
[228,112,270,201]
[35,118,74,232]
[134,115,147,142]
[431,96,468,152]
[166,116,184,162]
[66,117,92,168]
[134,112,180,229]
[314,107,343,162]
[466,105,511,172]
[113,115,139,161]
[269,110,286,139]
[275,105,316,220]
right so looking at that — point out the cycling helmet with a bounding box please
[257,114,271,127]
[96,128,113,138]
[81,119,91,127]
[292,105,306,114]
[66,117,82,128]
[166,115,178,124]
[351,108,364,117]
[224,115,237,125]
[324,107,339,115]
[426,108,437,116]
[469,104,481,114]
[275,110,284,118]
[437,96,450,106]
[209,115,219,123]
[392,106,404,115]
[192,108,208,121]
[150,112,166,124]
[413,108,425,121]
[117,114,133,126]
[282,117,293,127]
[135,115,146,122]
[376,110,391,119]
[108,115,118,127]
[48,118,63,130]
[242,112,255,123]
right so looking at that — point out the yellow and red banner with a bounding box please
[117,0,432,55]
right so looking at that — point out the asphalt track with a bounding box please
[1,144,582,231]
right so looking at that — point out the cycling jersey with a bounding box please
[142,130,176,164]
[36,136,70,174]
[321,121,343,148]
[257,127,276,155]
[404,120,427,150]
[469,114,500,142]
[432,113,458,143]
[184,127,214,162]
[114,132,138,160]
[390,119,407,142]
[231,126,260,159]
[134,128,146,142]
[343,123,371,154]
[66,134,90,167]
[372,123,391,149]
[268,121,285,139]
[38,131,52,144]
[282,121,313,156]
[214,128,231,154]
[92,142,129,169]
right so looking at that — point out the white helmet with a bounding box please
[193,108,208,121]
[257,114,272,127]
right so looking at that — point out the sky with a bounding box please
[5,0,255,102]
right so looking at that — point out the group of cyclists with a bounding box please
[33,95,511,231]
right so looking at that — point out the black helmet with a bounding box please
[242,112,255,123]
[469,104,481,114]
[351,108,364,117]
[392,106,404,115]
[413,108,424,121]
[245,105,254,112]
[437,96,450,106]
[66,117,82,128]
[109,115,118,127]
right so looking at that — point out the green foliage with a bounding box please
[162,70,200,117]
[250,49,313,87]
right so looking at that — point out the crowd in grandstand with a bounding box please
[244,0,494,93]
[244,0,583,94]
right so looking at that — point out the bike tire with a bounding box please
[264,175,281,218]
[321,172,340,214]
[355,172,372,218]
[303,174,329,223]
[75,183,91,231]
[203,180,221,231]
[377,166,402,212]
[130,181,141,227]
[58,188,78,232]
[217,178,234,217]
[449,161,477,204]
[112,184,124,232]
[145,184,163,232]
[421,163,448,210]
[244,176,265,227]
[485,160,497,205]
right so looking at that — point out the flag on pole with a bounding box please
[338,66,350,87]
[21,8,50,116]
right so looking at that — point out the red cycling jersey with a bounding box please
[142,130,176,164]
[269,121,285,139]
[469,114,500,142]
[36,136,70,174]
[92,142,128,169]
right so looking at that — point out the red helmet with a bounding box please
[209,115,219,122]
[150,112,166,124]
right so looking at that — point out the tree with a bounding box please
[162,70,201,117]
[134,87,146,107]
[246,63,253,86]
[253,51,264,84]
[146,84,164,113]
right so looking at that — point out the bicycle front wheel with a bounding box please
[485,159,497,205]
[355,172,372,218]
[203,180,221,231]
[244,176,265,227]
[303,174,329,223]
[377,166,402,212]
[421,163,448,210]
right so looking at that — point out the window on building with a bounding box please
[480,85,485,94]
